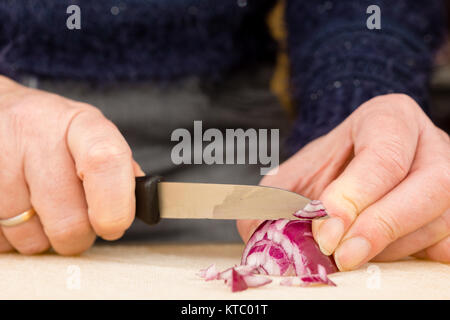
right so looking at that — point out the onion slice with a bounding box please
[294,200,328,219]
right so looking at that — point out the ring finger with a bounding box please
[413,235,450,263]
[0,229,13,252]
[0,167,50,255]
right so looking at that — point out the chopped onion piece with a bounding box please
[280,265,336,287]
[230,269,248,292]
[198,265,271,292]
[243,275,272,288]
[197,264,220,281]
[294,200,328,219]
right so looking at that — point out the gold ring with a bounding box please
[0,208,36,227]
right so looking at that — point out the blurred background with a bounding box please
[4,1,448,244]
[430,0,450,134]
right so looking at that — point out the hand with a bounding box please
[0,76,144,255]
[237,94,450,270]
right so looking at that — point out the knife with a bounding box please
[135,175,311,225]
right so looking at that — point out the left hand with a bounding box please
[237,94,450,271]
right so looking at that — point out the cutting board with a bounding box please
[0,243,449,299]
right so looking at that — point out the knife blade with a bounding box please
[135,175,311,225]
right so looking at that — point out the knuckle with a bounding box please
[46,217,90,245]
[322,185,359,224]
[17,238,50,255]
[54,238,95,256]
[370,140,410,181]
[381,94,420,114]
[5,90,86,141]
[338,193,360,222]
[357,94,421,123]
[389,93,419,110]
[84,142,131,172]
[46,217,95,256]
[8,91,62,115]
[372,211,400,243]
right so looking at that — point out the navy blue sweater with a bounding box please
[0,0,446,153]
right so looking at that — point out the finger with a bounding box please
[133,160,145,177]
[67,109,135,240]
[0,229,13,253]
[237,126,352,243]
[413,236,450,263]
[24,137,96,256]
[315,98,419,256]
[0,167,50,255]
[334,126,450,270]
[236,219,264,243]
[373,209,450,261]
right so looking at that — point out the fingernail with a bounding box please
[316,217,344,256]
[334,236,371,271]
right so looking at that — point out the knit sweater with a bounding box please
[0,0,275,81]
[0,0,446,153]
[285,0,446,152]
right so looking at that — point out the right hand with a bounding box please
[0,76,144,255]
[237,94,450,269]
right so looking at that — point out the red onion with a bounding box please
[241,220,337,277]
[199,200,337,291]
[198,264,272,292]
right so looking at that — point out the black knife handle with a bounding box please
[135,175,163,225]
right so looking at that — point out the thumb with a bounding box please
[313,96,420,259]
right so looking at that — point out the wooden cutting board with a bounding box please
[0,243,449,299]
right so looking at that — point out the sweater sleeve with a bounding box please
[285,0,447,154]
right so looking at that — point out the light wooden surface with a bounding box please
[0,243,449,300]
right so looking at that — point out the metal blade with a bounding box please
[158,182,310,220]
